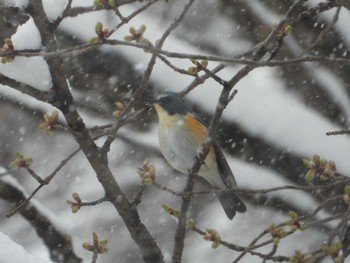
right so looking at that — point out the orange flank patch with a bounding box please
[185,113,208,141]
[185,114,217,167]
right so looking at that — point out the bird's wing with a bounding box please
[214,144,237,188]
[185,111,238,188]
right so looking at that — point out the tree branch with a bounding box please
[6,147,81,217]
[0,73,48,102]
[22,1,165,262]
[0,177,82,263]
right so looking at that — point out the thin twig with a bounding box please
[50,0,73,30]
[299,6,341,56]
[26,167,44,184]
[65,0,140,18]
[180,63,226,96]
[91,250,98,263]
[262,244,278,263]
[6,147,81,217]
[80,196,108,207]
[106,0,159,38]
[3,40,350,66]
[307,213,345,228]
[153,181,182,196]
[191,178,350,195]
[326,130,350,136]
[324,206,350,246]
[200,65,229,87]
[189,224,289,262]
[158,54,194,75]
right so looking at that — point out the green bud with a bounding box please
[108,0,116,7]
[100,239,109,253]
[25,157,33,166]
[206,229,218,236]
[289,210,298,220]
[124,35,134,42]
[320,159,327,167]
[200,60,208,68]
[186,219,195,228]
[305,170,315,181]
[139,37,151,45]
[95,22,103,35]
[82,242,93,251]
[324,168,335,176]
[302,159,312,168]
[162,204,171,213]
[89,37,100,44]
[143,177,153,185]
[328,160,336,171]
[212,242,220,249]
[312,154,320,163]
[115,101,124,111]
[345,185,350,195]
[112,110,122,118]
[279,229,286,238]
[16,152,23,159]
[203,234,210,241]
[71,203,80,213]
[187,67,198,75]
[72,192,81,203]
[9,161,17,169]
[129,27,137,35]
[172,209,180,217]
[148,165,156,177]
[334,241,342,250]
[273,237,280,245]
[94,0,102,6]
[93,232,99,243]
[139,24,146,34]
[268,223,275,230]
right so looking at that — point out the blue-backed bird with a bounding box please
[152,92,246,219]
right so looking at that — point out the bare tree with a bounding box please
[0,0,350,262]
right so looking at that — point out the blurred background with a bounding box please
[1,0,350,262]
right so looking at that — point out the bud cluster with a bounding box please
[137,160,156,185]
[303,155,336,182]
[9,152,33,169]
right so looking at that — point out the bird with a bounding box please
[152,92,246,219]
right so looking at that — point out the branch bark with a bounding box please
[0,177,82,263]
[21,1,164,262]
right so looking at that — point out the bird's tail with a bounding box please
[216,191,247,220]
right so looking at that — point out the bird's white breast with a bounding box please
[155,105,226,188]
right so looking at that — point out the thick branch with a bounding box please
[0,178,82,263]
[22,1,165,262]
[19,0,163,263]
[0,73,48,101]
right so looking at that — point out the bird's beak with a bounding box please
[145,97,157,106]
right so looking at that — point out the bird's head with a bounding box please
[153,92,191,116]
